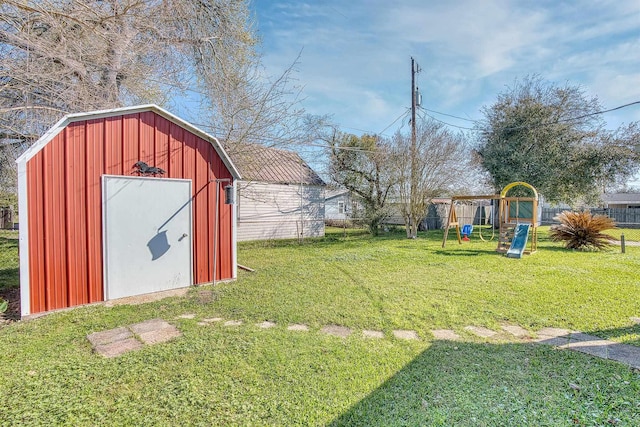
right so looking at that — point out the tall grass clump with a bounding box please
[549,210,616,250]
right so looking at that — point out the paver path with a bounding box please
[87,319,181,358]
[86,315,640,369]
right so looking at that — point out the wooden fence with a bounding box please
[541,208,640,228]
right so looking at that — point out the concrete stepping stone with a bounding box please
[393,330,420,340]
[602,343,640,370]
[630,317,640,324]
[223,320,243,327]
[87,327,133,346]
[534,327,573,346]
[257,321,277,329]
[93,338,144,358]
[287,324,309,332]
[176,313,196,319]
[198,317,224,326]
[532,329,640,369]
[320,325,352,338]
[202,317,224,323]
[560,337,616,359]
[536,327,572,338]
[501,324,530,338]
[552,333,640,370]
[363,330,384,339]
[87,319,180,357]
[130,319,181,345]
[464,326,497,338]
[431,329,460,340]
[87,327,142,357]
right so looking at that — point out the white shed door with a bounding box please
[103,176,193,300]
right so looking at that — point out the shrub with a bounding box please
[549,211,616,251]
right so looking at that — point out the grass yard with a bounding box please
[0,227,638,425]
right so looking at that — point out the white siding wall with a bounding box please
[325,194,349,221]
[237,181,325,241]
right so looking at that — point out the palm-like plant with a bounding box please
[549,211,616,251]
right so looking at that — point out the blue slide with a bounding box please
[506,223,531,259]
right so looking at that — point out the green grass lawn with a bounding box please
[0,227,638,425]
[0,230,19,290]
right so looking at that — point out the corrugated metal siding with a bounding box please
[26,112,233,314]
[237,182,325,241]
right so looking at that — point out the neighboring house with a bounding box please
[601,193,640,209]
[228,144,325,241]
[324,189,362,222]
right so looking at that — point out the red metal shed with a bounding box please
[16,105,241,317]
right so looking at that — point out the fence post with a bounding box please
[620,233,625,254]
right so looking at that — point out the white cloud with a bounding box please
[253,0,640,134]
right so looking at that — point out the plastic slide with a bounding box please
[506,223,531,259]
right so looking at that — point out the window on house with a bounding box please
[338,201,345,214]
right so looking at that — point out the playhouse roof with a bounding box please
[16,104,242,180]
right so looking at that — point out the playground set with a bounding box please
[442,182,539,258]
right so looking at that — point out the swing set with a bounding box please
[441,182,539,257]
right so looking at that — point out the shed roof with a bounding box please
[226,143,324,186]
[16,104,242,180]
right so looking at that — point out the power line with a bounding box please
[378,108,411,135]
[421,108,478,123]
[557,100,640,123]
[418,108,476,130]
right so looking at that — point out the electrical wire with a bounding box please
[378,108,411,135]
[418,108,476,130]
[421,108,478,123]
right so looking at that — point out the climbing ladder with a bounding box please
[497,223,515,253]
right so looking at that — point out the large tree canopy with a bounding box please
[476,76,639,204]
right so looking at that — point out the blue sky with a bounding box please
[251,0,640,138]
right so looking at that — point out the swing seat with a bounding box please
[461,224,473,240]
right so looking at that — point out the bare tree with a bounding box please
[392,120,476,238]
[1,0,316,195]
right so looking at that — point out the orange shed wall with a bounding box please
[26,112,233,314]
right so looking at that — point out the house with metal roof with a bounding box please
[227,144,325,241]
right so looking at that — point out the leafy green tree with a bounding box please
[476,76,639,204]
[328,133,395,235]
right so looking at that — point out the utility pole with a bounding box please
[409,57,420,238]
[411,57,418,149]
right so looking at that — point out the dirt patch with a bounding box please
[0,287,20,324]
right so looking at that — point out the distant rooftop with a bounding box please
[601,193,640,204]
[226,143,324,186]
